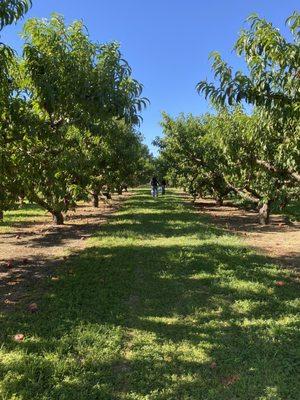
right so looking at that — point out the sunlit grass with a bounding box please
[0,188,299,399]
[0,203,46,232]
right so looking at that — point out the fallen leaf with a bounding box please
[4,299,15,305]
[221,374,240,386]
[275,281,285,287]
[51,276,60,281]
[28,303,38,313]
[8,281,18,286]
[14,333,25,342]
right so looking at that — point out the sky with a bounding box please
[1,0,299,154]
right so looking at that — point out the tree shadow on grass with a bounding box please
[0,189,299,399]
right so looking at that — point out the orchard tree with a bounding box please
[157,113,229,204]
[197,13,300,183]
[205,109,299,223]
[85,119,151,207]
[104,122,147,195]
[157,108,299,224]
[196,13,300,223]
[0,0,32,220]
[16,14,147,224]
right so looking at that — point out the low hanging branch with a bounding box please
[256,159,300,183]
[225,179,260,204]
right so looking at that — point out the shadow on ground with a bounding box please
[0,189,299,400]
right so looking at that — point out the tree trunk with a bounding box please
[117,187,123,195]
[102,191,112,200]
[52,210,64,225]
[0,210,3,222]
[258,201,271,225]
[216,196,223,206]
[279,196,288,210]
[93,192,99,208]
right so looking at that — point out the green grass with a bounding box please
[273,200,300,222]
[229,195,300,221]
[0,204,46,232]
[0,189,299,400]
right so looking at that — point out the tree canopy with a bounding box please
[0,12,150,223]
[156,12,299,224]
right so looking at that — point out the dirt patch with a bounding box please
[194,198,300,269]
[0,194,129,312]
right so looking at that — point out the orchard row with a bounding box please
[0,2,152,224]
[156,13,300,224]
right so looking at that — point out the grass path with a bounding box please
[0,189,299,400]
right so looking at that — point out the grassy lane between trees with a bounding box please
[0,189,299,400]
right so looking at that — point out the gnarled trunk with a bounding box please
[258,201,271,225]
[102,191,112,200]
[225,180,260,204]
[51,210,64,225]
[93,192,99,208]
[216,196,223,206]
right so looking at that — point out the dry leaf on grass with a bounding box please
[6,260,14,269]
[13,334,25,342]
[275,280,286,287]
[221,374,240,386]
[28,302,38,313]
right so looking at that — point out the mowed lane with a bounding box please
[0,189,299,400]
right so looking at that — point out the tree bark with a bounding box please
[28,191,65,225]
[258,201,271,225]
[225,180,260,203]
[51,210,64,225]
[0,210,3,222]
[216,196,223,206]
[102,191,112,200]
[93,192,99,208]
[256,159,300,183]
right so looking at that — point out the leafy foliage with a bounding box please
[197,12,300,115]
[157,105,299,223]
[0,0,31,30]
[157,13,299,224]
[1,13,150,223]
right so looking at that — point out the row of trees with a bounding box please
[156,13,299,224]
[1,1,152,224]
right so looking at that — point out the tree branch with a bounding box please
[256,159,300,182]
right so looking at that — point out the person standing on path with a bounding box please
[150,176,159,197]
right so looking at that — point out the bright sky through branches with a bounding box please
[2,0,298,154]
